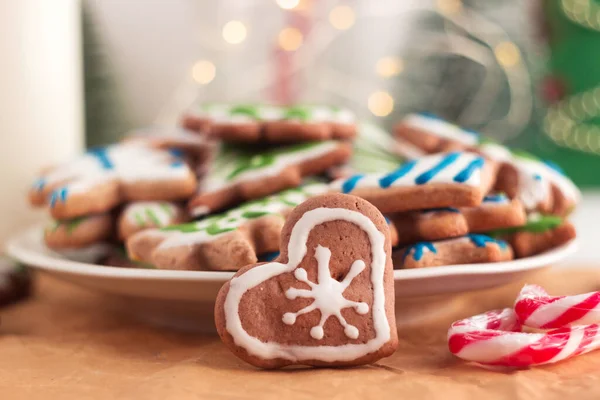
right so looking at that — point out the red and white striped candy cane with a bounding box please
[448,308,600,367]
[514,284,600,329]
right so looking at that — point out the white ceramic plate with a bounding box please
[5,225,578,331]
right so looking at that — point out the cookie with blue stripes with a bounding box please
[29,142,197,220]
[393,234,513,269]
[44,213,114,249]
[117,201,188,241]
[394,113,479,154]
[331,151,497,214]
[182,104,357,144]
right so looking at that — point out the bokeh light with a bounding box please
[278,27,303,51]
[368,91,394,117]
[222,20,247,44]
[329,6,355,30]
[376,57,404,78]
[191,60,216,84]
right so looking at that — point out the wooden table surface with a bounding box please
[2,267,600,400]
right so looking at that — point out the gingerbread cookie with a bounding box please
[389,208,469,247]
[331,151,497,213]
[389,193,525,246]
[188,141,351,216]
[0,259,32,307]
[99,247,156,269]
[29,142,197,219]
[44,214,114,249]
[182,104,356,143]
[117,201,188,241]
[492,150,580,216]
[488,214,576,258]
[127,183,330,271]
[394,113,480,153]
[394,234,513,269]
[214,193,398,368]
[125,126,214,174]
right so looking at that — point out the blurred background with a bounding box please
[1,0,599,257]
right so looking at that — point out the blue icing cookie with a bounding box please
[32,178,46,191]
[403,242,437,262]
[453,157,484,183]
[378,160,417,189]
[418,111,441,120]
[421,207,460,214]
[483,193,508,203]
[259,251,280,262]
[88,147,114,170]
[49,187,68,208]
[341,174,364,193]
[466,233,507,249]
[543,160,566,176]
[415,153,461,184]
[338,152,486,196]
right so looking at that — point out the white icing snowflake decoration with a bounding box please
[282,245,369,340]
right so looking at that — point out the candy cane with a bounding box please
[448,308,600,367]
[514,284,600,329]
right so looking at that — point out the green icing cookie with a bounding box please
[230,105,262,120]
[161,183,327,237]
[213,141,328,182]
[349,122,406,174]
[48,216,88,234]
[487,214,563,236]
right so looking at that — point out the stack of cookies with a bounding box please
[30,129,209,252]
[29,106,578,271]
[385,112,579,268]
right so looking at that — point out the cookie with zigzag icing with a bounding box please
[117,201,188,241]
[393,233,513,269]
[182,104,356,144]
[127,183,331,271]
[44,214,114,249]
[331,151,497,214]
[188,141,351,216]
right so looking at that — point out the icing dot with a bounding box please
[344,325,359,339]
[355,302,369,314]
[282,313,296,325]
[310,326,324,340]
[294,268,308,281]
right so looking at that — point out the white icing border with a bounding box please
[403,114,479,146]
[223,207,390,362]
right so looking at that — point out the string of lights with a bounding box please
[543,0,600,155]
[154,0,534,143]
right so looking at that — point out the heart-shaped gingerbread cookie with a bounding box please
[215,193,398,368]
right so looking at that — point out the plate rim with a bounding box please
[5,224,578,283]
